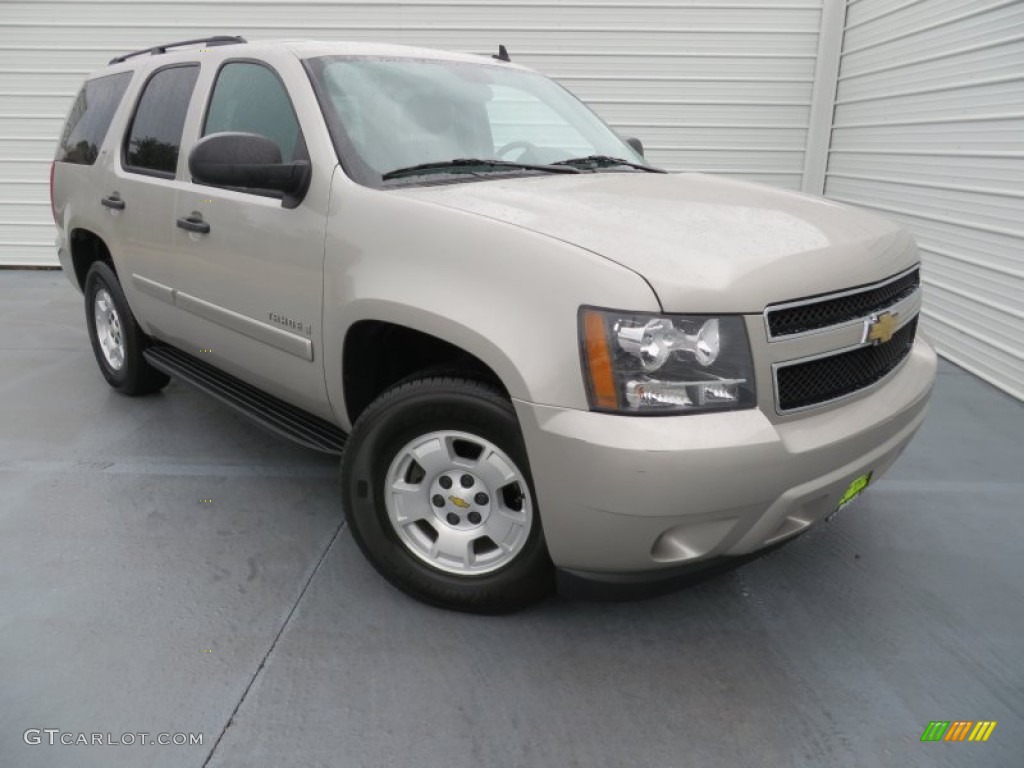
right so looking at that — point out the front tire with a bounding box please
[84,261,169,395]
[341,376,553,613]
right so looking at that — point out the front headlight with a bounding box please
[579,307,756,414]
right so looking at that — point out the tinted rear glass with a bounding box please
[56,72,132,165]
[124,64,200,175]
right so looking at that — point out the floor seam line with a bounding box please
[200,517,347,768]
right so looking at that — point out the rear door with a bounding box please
[110,63,201,337]
[171,57,330,418]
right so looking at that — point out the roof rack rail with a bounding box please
[108,35,247,65]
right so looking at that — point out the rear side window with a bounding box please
[124,64,200,176]
[203,62,303,161]
[56,72,132,165]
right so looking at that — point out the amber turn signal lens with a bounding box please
[582,309,618,409]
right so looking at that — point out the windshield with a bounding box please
[304,56,650,186]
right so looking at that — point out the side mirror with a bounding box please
[188,132,311,208]
[625,136,644,157]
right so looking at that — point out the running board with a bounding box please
[143,345,347,455]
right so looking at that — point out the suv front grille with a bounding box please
[775,317,918,412]
[766,268,920,338]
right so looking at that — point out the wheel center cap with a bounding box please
[430,470,490,529]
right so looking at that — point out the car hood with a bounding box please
[392,172,916,313]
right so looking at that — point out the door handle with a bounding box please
[100,195,125,210]
[176,215,210,235]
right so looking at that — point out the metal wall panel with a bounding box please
[825,0,1024,400]
[0,0,823,266]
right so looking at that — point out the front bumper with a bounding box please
[513,337,937,576]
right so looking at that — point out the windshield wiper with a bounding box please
[381,158,582,181]
[552,155,666,173]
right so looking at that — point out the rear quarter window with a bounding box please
[56,71,133,164]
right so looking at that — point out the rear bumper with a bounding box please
[513,338,936,575]
[55,231,77,291]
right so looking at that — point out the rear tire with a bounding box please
[84,261,169,396]
[341,376,553,613]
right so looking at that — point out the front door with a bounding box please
[171,59,329,419]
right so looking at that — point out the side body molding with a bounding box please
[131,273,313,361]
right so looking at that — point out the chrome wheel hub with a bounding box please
[93,288,125,371]
[384,430,533,575]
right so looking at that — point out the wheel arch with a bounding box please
[340,312,528,427]
[68,227,116,289]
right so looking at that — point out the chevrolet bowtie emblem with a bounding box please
[866,311,899,345]
[448,496,470,509]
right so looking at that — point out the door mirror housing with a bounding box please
[625,136,644,157]
[188,132,311,208]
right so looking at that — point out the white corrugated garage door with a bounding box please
[1,0,824,266]
[824,0,1024,400]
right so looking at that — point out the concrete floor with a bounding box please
[1,269,1021,768]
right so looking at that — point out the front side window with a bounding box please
[57,71,133,165]
[124,65,200,176]
[203,62,303,161]
[305,56,647,186]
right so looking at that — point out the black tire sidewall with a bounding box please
[341,378,553,613]
[84,261,153,392]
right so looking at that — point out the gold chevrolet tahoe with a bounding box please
[51,36,936,612]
